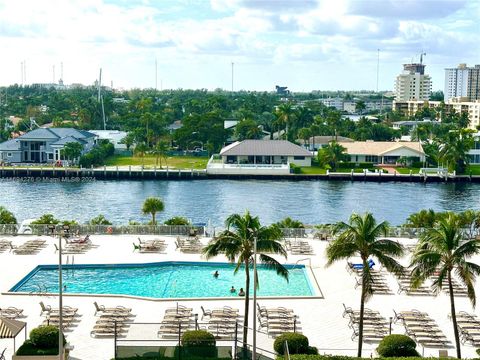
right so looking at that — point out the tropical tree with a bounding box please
[405,209,437,228]
[317,141,349,171]
[135,142,149,167]
[89,214,112,225]
[410,213,480,359]
[355,100,366,115]
[439,129,474,173]
[142,197,164,225]
[164,216,190,226]
[61,142,83,165]
[326,213,404,357]
[31,214,60,225]
[276,102,296,140]
[151,140,169,168]
[0,206,17,224]
[203,211,288,348]
[276,217,304,229]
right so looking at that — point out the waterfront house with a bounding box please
[207,140,313,175]
[339,140,425,165]
[298,136,354,151]
[0,128,96,164]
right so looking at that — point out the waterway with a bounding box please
[0,179,479,225]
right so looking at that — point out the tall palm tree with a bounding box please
[326,213,404,357]
[276,102,296,140]
[410,213,480,359]
[203,211,288,349]
[439,129,474,173]
[142,197,164,225]
[317,141,348,171]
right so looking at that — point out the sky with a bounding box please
[0,0,479,92]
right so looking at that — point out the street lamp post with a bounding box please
[252,235,257,360]
[389,317,393,335]
[59,224,69,359]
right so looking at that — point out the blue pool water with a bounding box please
[11,262,314,298]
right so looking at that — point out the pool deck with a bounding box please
[0,234,479,359]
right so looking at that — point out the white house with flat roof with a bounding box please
[207,140,313,175]
[339,141,425,165]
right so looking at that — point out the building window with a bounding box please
[48,153,53,160]
[7,152,12,157]
[365,155,379,163]
[293,156,305,160]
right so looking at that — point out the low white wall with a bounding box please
[206,164,290,175]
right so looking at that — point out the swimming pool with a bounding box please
[11,261,315,299]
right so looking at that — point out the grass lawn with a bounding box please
[394,167,421,174]
[466,165,480,175]
[299,166,327,175]
[104,155,209,169]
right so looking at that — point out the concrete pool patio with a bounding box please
[0,234,479,359]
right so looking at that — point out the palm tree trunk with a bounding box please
[448,270,461,359]
[243,259,250,351]
[357,276,366,357]
[152,213,156,225]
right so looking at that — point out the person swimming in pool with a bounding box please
[213,270,219,278]
[238,288,245,296]
[230,286,236,293]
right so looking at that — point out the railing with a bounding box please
[0,224,205,236]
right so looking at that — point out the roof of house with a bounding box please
[0,139,21,151]
[50,136,86,146]
[297,136,354,145]
[18,128,95,140]
[220,140,313,157]
[338,141,425,156]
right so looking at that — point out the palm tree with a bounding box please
[318,141,348,171]
[276,102,296,140]
[135,142,149,167]
[203,211,288,349]
[142,197,164,225]
[410,213,480,359]
[326,213,404,357]
[151,140,169,168]
[439,129,474,173]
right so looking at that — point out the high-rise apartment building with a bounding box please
[444,63,480,101]
[394,63,432,101]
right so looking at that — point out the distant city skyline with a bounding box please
[0,0,478,92]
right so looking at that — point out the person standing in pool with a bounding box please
[238,288,245,296]
[230,286,236,293]
[213,270,219,278]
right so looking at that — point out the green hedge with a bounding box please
[181,330,216,358]
[16,326,66,356]
[377,335,418,357]
[288,356,439,360]
[16,340,58,356]
[274,333,317,355]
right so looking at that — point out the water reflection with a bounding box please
[1,179,479,225]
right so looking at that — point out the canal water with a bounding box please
[0,179,479,225]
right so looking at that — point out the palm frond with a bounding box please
[259,254,289,281]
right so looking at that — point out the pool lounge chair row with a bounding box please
[201,306,241,339]
[10,239,47,255]
[176,237,203,253]
[158,305,195,338]
[0,306,24,319]
[343,304,388,342]
[133,237,167,253]
[38,302,81,332]
[439,278,468,297]
[91,303,135,338]
[395,309,451,348]
[257,303,300,337]
[0,239,12,253]
[397,273,433,296]
[451,312,480,347]
[285,240,314,255]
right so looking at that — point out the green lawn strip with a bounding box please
[104,155,208,169]
[466,165,480,175]
[394,167,421,174]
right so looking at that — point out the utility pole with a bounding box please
[155,58,158,90]
[376,49,380,93]
[53,65,55,83]
[231,62,234,93]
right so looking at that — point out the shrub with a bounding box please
[90,214,112,225]
[0,206,17,224]
[337,162,356,169]
[377,334,419,357]
[181,330,216,358]
[16,340,58,356]
[29,325,64,349]
[274,333,315,355]
[164,216,190,226]
[31,214,60,225]
[79,139,115,167]
[477,348,480,356]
